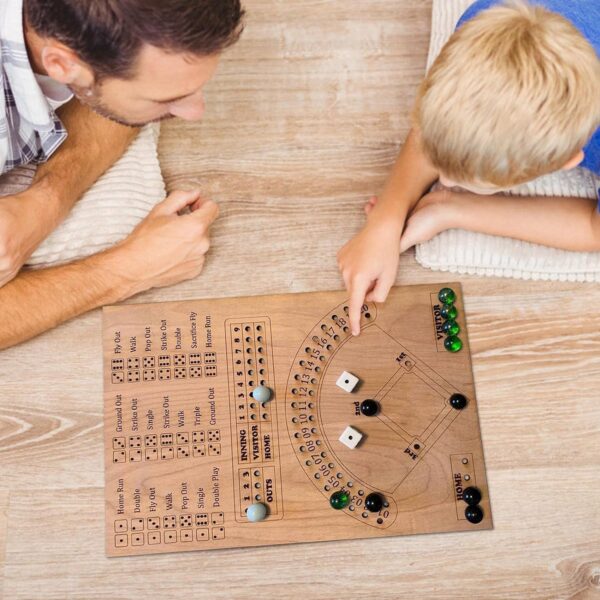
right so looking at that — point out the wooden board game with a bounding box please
[102,283,492,557]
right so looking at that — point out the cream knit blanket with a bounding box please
[0,124,165,269]
[415,0,600,282]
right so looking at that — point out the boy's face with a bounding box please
[437,150,585,195]
[438,174,509,196]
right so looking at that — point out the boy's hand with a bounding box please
[337,215,403,336]
[108,189,219,300]
[400,189,454,253]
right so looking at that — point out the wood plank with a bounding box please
[102,284,491,556]
[3,471,599,599]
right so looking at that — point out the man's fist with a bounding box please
[109,189,219,300]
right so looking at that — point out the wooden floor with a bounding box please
[1,0,599,597]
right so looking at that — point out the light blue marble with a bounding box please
[246,503,268,522]
[252,385,272,405]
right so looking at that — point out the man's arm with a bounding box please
[400,190,600,253]
[337,128,439,334]
[0,100,138,286]
[0,190,219,350]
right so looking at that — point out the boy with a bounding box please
[338,0,600,335]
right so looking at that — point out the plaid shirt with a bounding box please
[0,0,68,175]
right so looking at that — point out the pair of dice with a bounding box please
[336,371,363,449]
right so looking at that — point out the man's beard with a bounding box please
[68,84,174,128]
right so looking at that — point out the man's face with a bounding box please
[71,45,221,127]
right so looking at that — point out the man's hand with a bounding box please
[337,215,403,336]
[0,188,220,350]
[107,189,219,300]
[0,194,51,287]
[399,189,453,253]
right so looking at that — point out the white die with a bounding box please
[339,426,363,449]
[336,371,359,393]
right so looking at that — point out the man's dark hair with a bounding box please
[25,0,244,79]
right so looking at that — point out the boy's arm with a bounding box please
[0,100,138,287]
[400,190,600,252]
[337,128,439,335]
[0,191,219,350]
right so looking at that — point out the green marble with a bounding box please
[444,336,463,353]
[440,305,458,320]
[438,287,456,305]
[442,320,460,336]
[330,490,351,510]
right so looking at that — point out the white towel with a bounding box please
[415,0,600,282]
[0,124,165,269]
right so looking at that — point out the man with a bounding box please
[0,0,244,349]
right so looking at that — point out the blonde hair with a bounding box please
[414,0,600,187]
